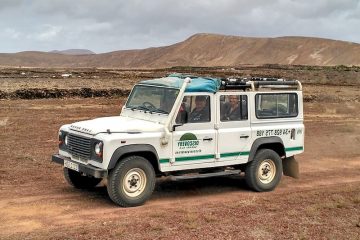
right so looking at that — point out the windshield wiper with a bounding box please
[130,106,168,114]
[153,109,169,114]
[130,106,152,112]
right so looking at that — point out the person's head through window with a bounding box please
[194,96,207,112]
[189,95,210,122]
[228,95,239,110]
[222,95,241,121]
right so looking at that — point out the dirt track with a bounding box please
[0,89,359,239]
[0,66,359,239]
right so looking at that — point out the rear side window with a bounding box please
[255,93,298,119]
[220,95,248,121]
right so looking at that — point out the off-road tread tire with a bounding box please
[63,167,102,189]
[107,155,155,207]
[245,149,283,192]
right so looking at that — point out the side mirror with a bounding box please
[172,124,183,131]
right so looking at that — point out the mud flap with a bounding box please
[283,156,299,179]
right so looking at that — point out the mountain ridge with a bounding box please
[49,49,95,55]
[1,33,359,68]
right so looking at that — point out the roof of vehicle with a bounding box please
[138,73,221,93]
[138,74,302,92]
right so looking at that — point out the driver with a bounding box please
[189,96,209,122]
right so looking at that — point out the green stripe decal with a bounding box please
[220,151,250,158]
[160,148,302,164]
[159,158,170,164]
[160,151,252,164]
[286,146,304,152]
[176,154,215,162]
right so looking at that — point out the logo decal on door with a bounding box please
[178,133,199,149]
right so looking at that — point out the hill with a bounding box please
[1,33,360,68]
[50,49,95,55]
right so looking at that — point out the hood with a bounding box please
[69,116,164,135]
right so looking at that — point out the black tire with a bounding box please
[107,155,156,207]
[245,149,283,192]
[63,168,102,189]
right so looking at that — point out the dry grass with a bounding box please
[183,212,200,230]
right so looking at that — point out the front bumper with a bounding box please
[52,154,107,178]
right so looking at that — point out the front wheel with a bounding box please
[63,168,102,189]
[107,156,156,207]
[245,149,283,192]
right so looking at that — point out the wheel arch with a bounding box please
[108,144,161,175]
[248,137,285,162]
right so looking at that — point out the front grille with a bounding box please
[68,133,92,159]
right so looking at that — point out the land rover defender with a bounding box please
[52,74,304,207]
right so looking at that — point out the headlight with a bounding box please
[58,130,68,150]
[59,131,65,145]
[94,142,103,157]
[64,135,69,145]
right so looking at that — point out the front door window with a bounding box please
[176,95,210,124]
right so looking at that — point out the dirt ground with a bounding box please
[1,65,359,94]
[0,68,359,239]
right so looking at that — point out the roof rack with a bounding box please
[220,77,302,91]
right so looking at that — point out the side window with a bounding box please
[220,95,248,121]
[255,93,298,118]
[176,95,210,124]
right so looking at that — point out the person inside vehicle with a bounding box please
[189,95,210,122]
[175,100,188,124]
[221,95,241,121]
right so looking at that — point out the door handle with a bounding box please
[240,135,249,139]
[203,137,213,141]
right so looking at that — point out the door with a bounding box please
[217,93,252,164]
[172,94,216,168]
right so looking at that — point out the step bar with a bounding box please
[169,169,241,181]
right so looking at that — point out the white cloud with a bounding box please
[4,28,21,39]
[0,0,359,52]
[28,25,63,41]
[83,22,112,32]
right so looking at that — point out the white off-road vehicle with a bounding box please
[52,74,304,207]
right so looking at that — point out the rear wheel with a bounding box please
[245,149,282,192]
[63,168,102,189]
[107,156,155,207]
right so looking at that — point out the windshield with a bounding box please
[126,85,179,114]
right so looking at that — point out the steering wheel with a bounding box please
[142,101,157,110]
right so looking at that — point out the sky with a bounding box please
[0,0,359,53]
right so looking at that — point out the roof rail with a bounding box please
[220,77,302,91]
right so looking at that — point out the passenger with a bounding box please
[189,96,210,122]
[222,95,241,121]
[175,102,188,124]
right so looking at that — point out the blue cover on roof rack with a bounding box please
[139,74,221,93]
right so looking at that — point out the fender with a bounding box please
[248,136,285,162]
[108,144,159,170]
